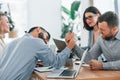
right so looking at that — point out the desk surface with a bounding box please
[34,66,120,80]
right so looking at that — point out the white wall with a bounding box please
[93,0,115,14]
[27,0,91,47]
[27,0,61,44]
[1,0,118,47]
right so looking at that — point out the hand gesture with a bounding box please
[89,59,103,70]
[65,32,75,43]
[65,32,76,50]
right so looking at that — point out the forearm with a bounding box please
[72,45,84,58]
[36,45,71,69]
[53,47,71,69]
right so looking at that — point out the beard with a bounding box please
[102,30,115,40]
[104,36,113,40]
[103,34,114,40]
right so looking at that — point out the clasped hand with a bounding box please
[89,59,103,70]
[65,32,76,50]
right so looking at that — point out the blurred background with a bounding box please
[0,0,119,47]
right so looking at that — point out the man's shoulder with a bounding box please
[96,35,102,41]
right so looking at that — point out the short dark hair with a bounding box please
[28,27,38,33]
[46,31,50,41]
[28,26,51,41]
[83,6,101,31]
[28,26,47,33]
[39,27,51,41]
[98,11,119,27]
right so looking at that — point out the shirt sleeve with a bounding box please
[72,45,84,58]
[35,39,71,69]
[103,60,120,70]
[73,36,102,64]
[84,36,102,63]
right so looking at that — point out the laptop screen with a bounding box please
[53,38,66,51]
[47,48,88,78]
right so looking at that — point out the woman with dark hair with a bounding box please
[83,6,101,48]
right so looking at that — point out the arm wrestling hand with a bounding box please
[66,37,75,50]
[89,59,103,70]
[65,32,75,43]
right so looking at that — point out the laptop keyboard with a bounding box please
[60,69,76,76]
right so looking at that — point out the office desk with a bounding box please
[34,66,120,80]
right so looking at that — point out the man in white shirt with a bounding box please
[0,26,75,80]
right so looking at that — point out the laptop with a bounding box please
[47,48,88,78]
[53,38,66,52]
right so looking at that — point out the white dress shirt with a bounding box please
[0,33,71,80]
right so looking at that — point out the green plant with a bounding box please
[61,0,81,38]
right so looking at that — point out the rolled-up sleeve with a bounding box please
[35,39,71,69]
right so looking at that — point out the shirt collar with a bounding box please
[115,30,120,40]
[24,33,33,38]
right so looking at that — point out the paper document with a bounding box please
[34,66,54,72]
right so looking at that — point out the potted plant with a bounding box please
[61,0,81,38]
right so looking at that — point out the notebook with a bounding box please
[34,66,54,72]
[47,48,88,78]
[53,38,66,52]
